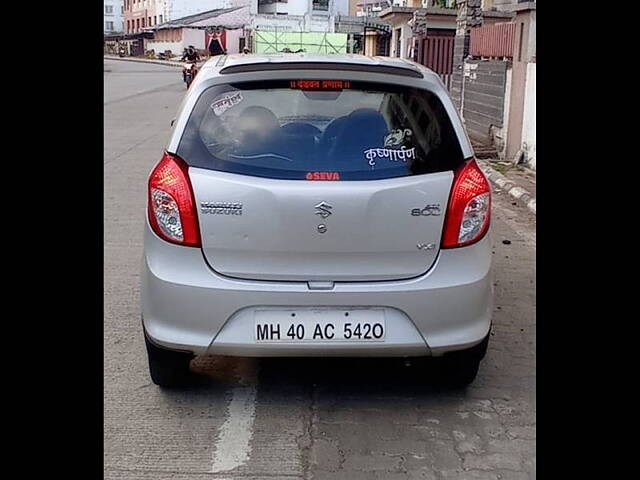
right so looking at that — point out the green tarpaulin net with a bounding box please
[254,31,348,54]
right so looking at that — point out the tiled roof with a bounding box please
[151,6,250,30]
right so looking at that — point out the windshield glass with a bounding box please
[177,80,465,180]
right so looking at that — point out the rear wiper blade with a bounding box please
[228,153,294,163]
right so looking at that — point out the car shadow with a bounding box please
[173,355,470,397]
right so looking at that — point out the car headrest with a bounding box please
[329,109,389,158]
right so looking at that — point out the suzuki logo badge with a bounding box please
[314,201,333,219]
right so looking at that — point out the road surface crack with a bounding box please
[297,381,318,480]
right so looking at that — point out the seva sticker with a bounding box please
[306,171,341,181]
[211,92,243,116]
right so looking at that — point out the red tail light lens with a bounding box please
[148,152,201,247]
[442,158,491,249]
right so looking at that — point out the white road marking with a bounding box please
[211,360,258,473]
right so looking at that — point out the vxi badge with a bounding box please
[411,204,442,217]
[201,202,243,215]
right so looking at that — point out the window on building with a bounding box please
[518,22,524,62]
[159,15,163,24]
[105,21,114,31]
[136,19,140,30]
[313,0,329,11]
[257,0,289,14]
[154,16,157,25]
[395,28,401,57]
[142,18,146,28]
[105,5,113,14]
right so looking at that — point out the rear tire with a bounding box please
[144,334,194,388]
[186,77,192,88]
[435,331,489,388]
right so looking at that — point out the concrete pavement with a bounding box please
[104,59,536,480]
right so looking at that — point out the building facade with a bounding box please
[124,0,165,33]
[481,0,521,11]
[147,6,251,56]
[104,0,124,33]
[248,1,356,53]
[355,1,392,17]
[380,4,458,61]
[124,1,252,34]
[355,0,457,17]
[250,0,349,34]
[252,0,349,17]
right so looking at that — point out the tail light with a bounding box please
[148,152,201,247]
[442,158,491,249]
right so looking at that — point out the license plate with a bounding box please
[255,309,385,343]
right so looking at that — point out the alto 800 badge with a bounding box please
[411,204,441,217]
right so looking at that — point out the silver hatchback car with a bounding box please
[141,54,492,387]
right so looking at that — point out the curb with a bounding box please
[104,55,183,68]
[477,160,536,216]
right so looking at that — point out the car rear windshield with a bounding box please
[177,79,465,180]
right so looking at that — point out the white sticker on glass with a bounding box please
[384,128,412,147]
[364,146,416,168]
[211,92,244,116]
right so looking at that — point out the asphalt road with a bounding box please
[104,59,536,480]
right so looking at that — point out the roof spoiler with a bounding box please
[219,62,424,78]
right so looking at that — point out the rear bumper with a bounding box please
[141,220,493,357]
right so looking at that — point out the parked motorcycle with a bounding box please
[182,62,198,89]
[118,45,126,57]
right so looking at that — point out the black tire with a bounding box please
[144,334,194,388]
[186,77,192,89]
[435,332,490,388]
